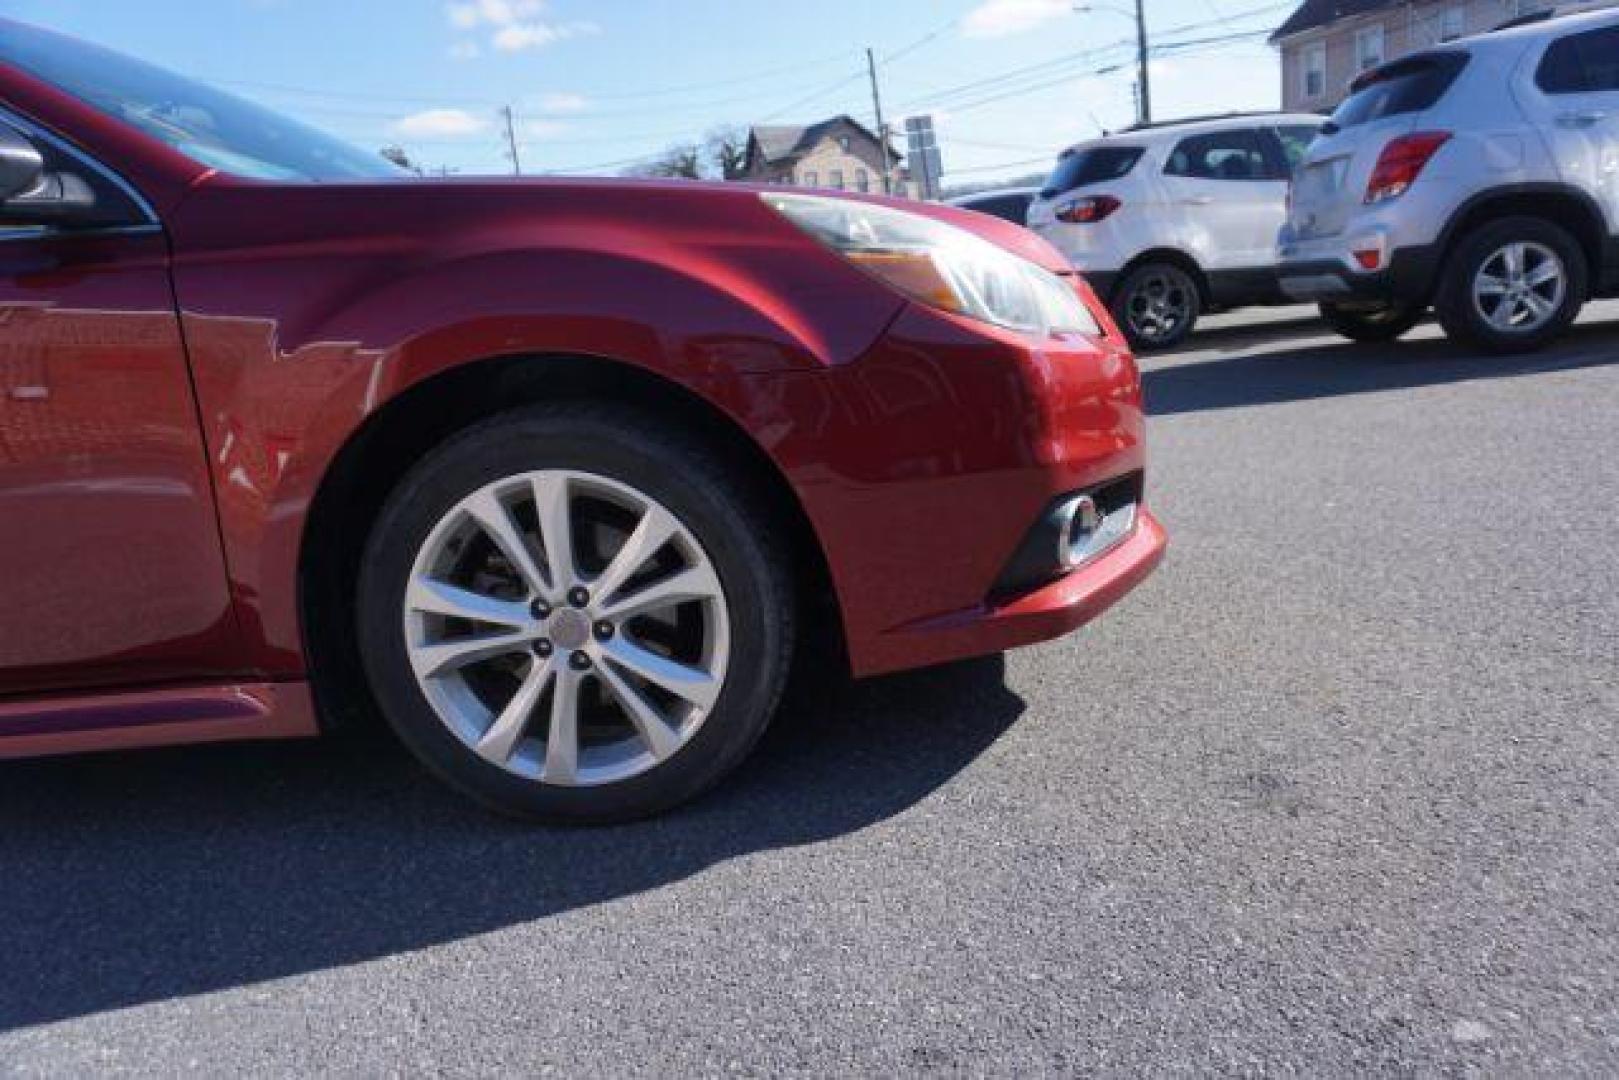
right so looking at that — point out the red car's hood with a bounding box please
[196,173,1074,275]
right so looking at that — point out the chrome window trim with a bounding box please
[0,103,163,241]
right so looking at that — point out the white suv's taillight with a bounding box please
[1055,195,1120,223]
[1364,132,1450,205]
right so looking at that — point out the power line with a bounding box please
[889,1,1289,117]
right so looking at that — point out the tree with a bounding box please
[703,125,748,181]
[379,145,423,176]
[621,125,748,182]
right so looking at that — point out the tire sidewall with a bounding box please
[356,406,792,822]
[1436,217,1587,354]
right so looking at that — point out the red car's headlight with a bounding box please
[762,192,1100,338]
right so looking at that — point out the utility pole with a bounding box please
[1133,0,1152,125]
[1077,3,1151,126]
[501,105,522,176]
[866,48,893,195]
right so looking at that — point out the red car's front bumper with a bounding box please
[739,298,1166,678]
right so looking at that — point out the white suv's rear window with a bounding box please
[1040,147,1143,198]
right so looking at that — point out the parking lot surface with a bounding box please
[2,304,1615,1076]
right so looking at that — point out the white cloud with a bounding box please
[390,108,492,138]
[525,119,572,139]
[445,1,599,54]
[962,0,1071,38]
[536,92,588,114]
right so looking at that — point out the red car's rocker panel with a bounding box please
[0,29,1164,785]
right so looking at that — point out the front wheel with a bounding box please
[356,403,795,823]
[1109,262,1202,351]
[1319,301,1425,343]
[1433,216,1587,354]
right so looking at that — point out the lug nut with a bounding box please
[567,587,590,608]
[569,651,592,671]
[530,599,552,620]
[593,620,615,641]
[532,638,554,658]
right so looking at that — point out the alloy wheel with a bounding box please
[403,469,730,787]
[1472,241,1565,334]
[1124,270,1193,345]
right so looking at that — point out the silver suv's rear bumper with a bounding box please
[1277,241,1441,306]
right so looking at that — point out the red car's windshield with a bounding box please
[0,19,399,181]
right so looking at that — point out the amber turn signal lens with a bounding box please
[845,250,963,312]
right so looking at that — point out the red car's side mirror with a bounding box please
[0,123,100,225]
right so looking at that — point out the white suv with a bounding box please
[1027,113,1324,350]
[1278,8,1619,353]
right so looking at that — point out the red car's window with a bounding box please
[0,19,399,181]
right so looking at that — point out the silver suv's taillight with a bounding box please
[1364,132,1451,205]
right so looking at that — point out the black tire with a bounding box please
[1318,301,1425,343]
[1109,261,1202,352]
[356,402,796,823]
[1433,216,1587,355]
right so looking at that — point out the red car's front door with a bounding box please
[0,193,239,696]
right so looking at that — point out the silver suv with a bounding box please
[1278,7,1619,353]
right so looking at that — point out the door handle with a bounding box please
[1180,195,1214,205]
[1556,110,1607,128]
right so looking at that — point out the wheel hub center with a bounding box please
[549,608,591,651]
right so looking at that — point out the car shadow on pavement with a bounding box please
[0,655,1021,1032]
[1143,315,1619,417]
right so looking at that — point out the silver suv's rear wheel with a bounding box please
[1435,216,1587,354]
[1318,301,1424,343]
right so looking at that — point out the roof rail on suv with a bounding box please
[1113,110,1303,134]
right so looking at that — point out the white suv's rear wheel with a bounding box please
[1110,262,1201,351]
[1434,217,1587,354]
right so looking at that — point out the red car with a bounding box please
[0,20,1165,821]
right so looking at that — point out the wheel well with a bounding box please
[1115,249,1212,308]
[1441,190,1605,293]
[299,354,845,735]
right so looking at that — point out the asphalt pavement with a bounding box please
[2,302,1615,1076]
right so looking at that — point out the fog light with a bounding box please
[1058,495,1102,568]
[1058,494,1138,570]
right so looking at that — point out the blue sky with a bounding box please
[9,0,1288,184]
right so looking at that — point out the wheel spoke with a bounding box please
[463,489,549,601]
[476,661,552,765]
[1489,297,1519,329]
[1521,290,1554,321]
[590,504,680,606]
[1502,243,1524,278]
[600,636,719,710]
[597,562,722,622]
[595,660,683,761]
[1476,272,1509,297]
[541,666,581,783]
[1525,260,1560,288]
[531,473,576,594]
[412,629,531,679]
[407,578,530,629]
